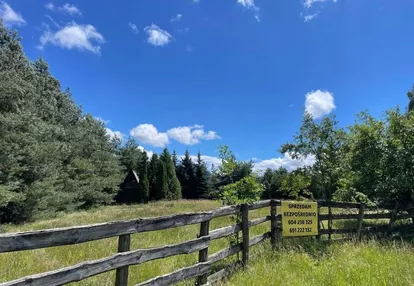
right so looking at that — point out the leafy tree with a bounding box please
[408,85,414,112]
[195,151,210,198]
[260,167,288,199]
[280,113,345,201]
[160,148,182,200]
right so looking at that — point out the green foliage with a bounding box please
[195,152,210,199]
[281,168,312,199]
[154,160,168,200]
[261,167,288,199]
[137,152,149,203]
[177,150,196,199]
[0,23,122,223]
[160,148,182,200]
[217,145,262,205]
[147,154,159,200]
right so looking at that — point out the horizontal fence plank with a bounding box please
[208,243,242,264]
[320,228,356,235]
[249,216,270,228]
[211,205,240,218]
[210,224,241,241]
[396,213,414,221]
[319,213,392,221]
[249,232,271,247]
[318,201,361,209]
[0,212,212,253]
[1,237,210,286]
[247,200,272,211]
[135,262,211,286]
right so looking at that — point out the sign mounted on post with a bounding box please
[281,201,318,237]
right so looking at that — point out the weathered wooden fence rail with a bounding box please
[1,199,413,286]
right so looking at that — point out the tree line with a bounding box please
[2,22,414,225]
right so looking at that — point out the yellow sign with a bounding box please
[281,201,318,237]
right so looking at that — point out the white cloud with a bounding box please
[167,125,220,145]
[304,0,338,8]
[237,0,257,9]
[0,2,26,27]
[128,22,139,34]
[137,146,154,159]
[253,153,316,173]
[39,22,105,54]
[45,2,55,11]
[188,155,222,168]
[95,116,110,124]
[130,124,169,148]
[106,128,122,141]
[144,24,173,47]
[170,14,182,22]
[45,2,82,16]
[304,12,318,22]
[45,14,61,28]
[305,90,335,119]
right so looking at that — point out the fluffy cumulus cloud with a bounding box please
[128,22,139,34]
[130,124,169,148]
[0,2,26,27]
[144,24,172,47]
[305,90,335,119]
[167,125,220,145]
[45,2,82,16]
[253,154,316,173]
[39,22,105,54]
[105,128,122,141]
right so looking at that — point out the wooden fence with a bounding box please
[0,200,413,286]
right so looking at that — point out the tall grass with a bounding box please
[221,239,414,286]
[1,201,412,286]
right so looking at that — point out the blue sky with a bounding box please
[1,0,414,171]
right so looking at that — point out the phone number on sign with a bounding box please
[289,227,313,233]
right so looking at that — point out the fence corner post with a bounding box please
[270,200,277,249]
[241,204,249,267]
[115,234,131,286]
[197,220,210,285]
[356,203,365,241]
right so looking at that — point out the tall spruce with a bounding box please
[148,153,159,200]
[155,160,168,200]
[160,148,182,200]
[195,151,210,198]
[137,151,150,203]
[179,150,196,199]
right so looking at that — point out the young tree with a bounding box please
[119,138,141,172]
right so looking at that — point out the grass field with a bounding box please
[1,200,413,286]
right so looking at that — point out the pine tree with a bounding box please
[137,151,149,203]
[178,150,196,199]
[148,153,159,200]
[155,160,168,200]
[160,148,182,200]
[195,151,210,199]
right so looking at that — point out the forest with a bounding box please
[1,22,414,224]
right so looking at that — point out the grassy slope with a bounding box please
[1,201,413,286]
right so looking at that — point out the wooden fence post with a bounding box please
[115,234,131,286]
[356,203,365,241]
[241,204,249,267]
[387,203,399,236]
[316,206,321,241]
[197,220,210,285]
[270,200,277,249]
[328,204,332,240]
